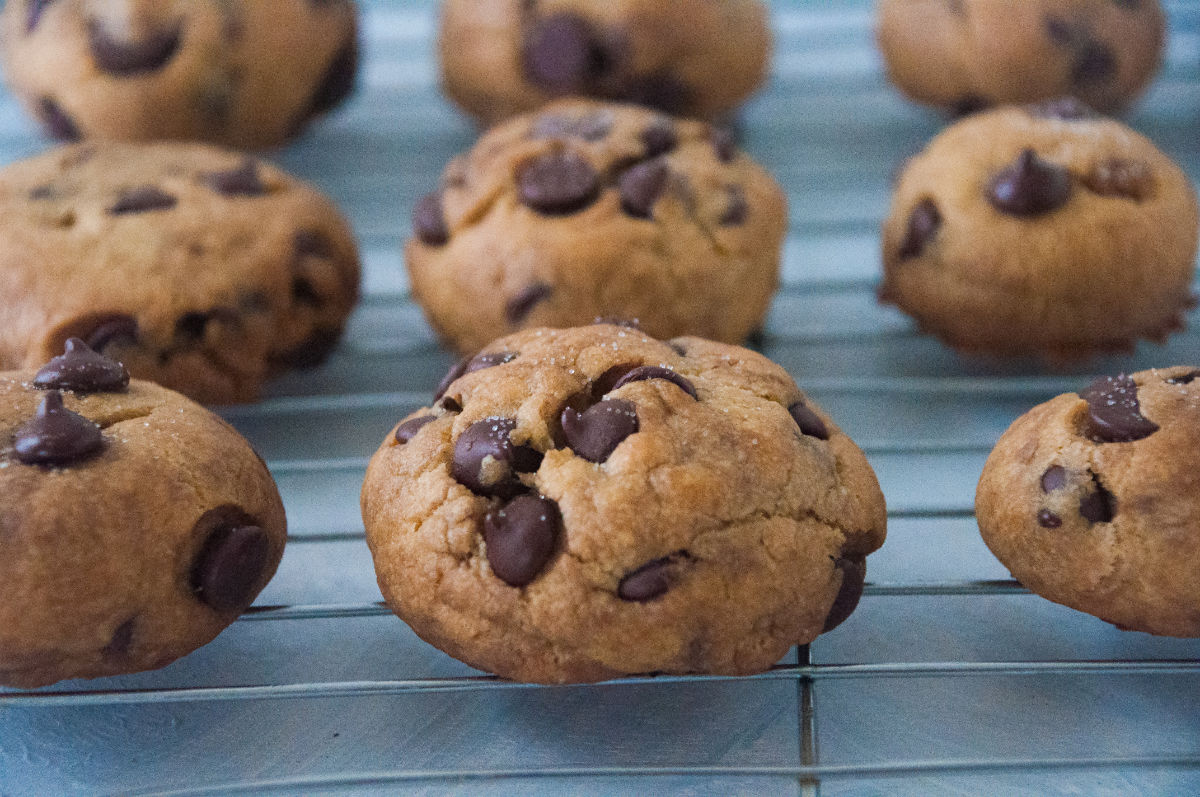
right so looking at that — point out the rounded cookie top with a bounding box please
[976,366,1200,637]
[0,142,360,405]
[880,101,1198,361]
[406,99,786,355]
[0,341,286,688]
[876,0,1165,114]
[1,0,358,149]
[439,0,771,125]
[361,323,886,683]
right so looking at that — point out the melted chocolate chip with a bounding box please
[1079,479,1116,523]
[612,366,698,399]
[468,351,518,372]
[719,185,748,226]
[619,159,669,219]
[12,390,103,466]
[38,97,80,141]
[100,617,135,658]
[85,316,138,353]
[307,33,359,118]
[1040,465,1067,492]
[1073,41,1116,87]
[618,552,688,601]
[506,282,553,324]
[788,401,829,440]
[561,398,638,463]
[1080,374,1159,443]
[190,524,271,612]
[1028,96,1099,121]
[641,119,678,157]
[109,186,177,215]
[394,414,436,444]
[521,13,599,93]
[1166,371,1199,385]
[413,191,449,246]
[822,556,866,632]
[27,0,55,33]
[204,158,266,197]
[711,128,737,162]
[898,198,941,258]
[33,337,129,393]
[987,149,1072,217]
[87,18,182,76]
[516,152,600,215]
[483,494,561,586]
[451,417,542,498]
[434,357,469,401]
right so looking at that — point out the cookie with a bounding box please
[0,142,360,405]
[879,101,1199,361]
[439,0,771,126]
[0,340,287,688]
[876,0,1165,115]
[976,367,1200,637]
[1,0,358,149]
[361,323,887,683]
[406,99,786,355]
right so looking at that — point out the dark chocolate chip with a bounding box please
[483,494,561,586]
[268,326,341,369]
[85,316,138,353]
[718,184,748,226]
[467,351,518,372]
[618,552,688,601]
[612,365,698,399]
[521,12,597,93]
[451,417,542,498]
[516,151,600,215]
[1028,96,1099,120]
[394,414,436,444]
[622,73,693,116]
[788,401,829,440]
[506,282,553,324]
[29,184,55,200]
[1166,371,1199,385]
[822,556,866,632]
[292,277,323,307]
[87,18,182,76]
[1073,41,1116,87]
[190,524,271,612]
[987,149,1072,217]
[307,32,359,118]
[1079,480,1116,523]
[12,390,103,466]
[1080,159,1154,200]
[1037,509,1063,528]
[38,97,80,141]
[100,617,135,658]
[174,312,212,343]
[27,0,55,33]
[1044,15,1074,46]
[438,396,463,413]
[413,191,449,246]
[1040,465,1067,492]
[619,159,669,219]
[434,357,470,401]
[641,119,678,157]
[109,186,177,215]
[898,198,941,258]
[561,398,639,463]
[203,158,266,197]
[1080,374,1159,443]
[592,363,641,396]
[294,228,334,259]
[711,128,737,162]
[33,337,129,393]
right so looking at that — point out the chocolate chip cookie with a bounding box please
[876,0,1165,115]
[361,323,887,683]
[439,0,771,126]
[880,101,1198,361]
[407,99,786,355]
[0,340,287,688]
[0,142,360,405]
[976,367,1200,637]
[2,0,358,148]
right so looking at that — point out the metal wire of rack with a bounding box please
[2,1,1200,794]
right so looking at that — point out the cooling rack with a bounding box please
[2,1,1199,794]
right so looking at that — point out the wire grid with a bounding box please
[2,1,1200,794]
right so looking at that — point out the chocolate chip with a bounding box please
[1081,159,1154,201]
[622,73,693,116]
[434,357,469,401]
[822,556,866,632]
[38,97,79,141]
[521,13,598,93]
[268,326,341,370]
[987,149,1072,217]
[951,95,989,117]
[394,414,436,444]
[1036,509,1063,528]
[619,159,669,219]
[1044,15,1074,45]
[87,18,182,76]
[33,337,129,393]
[506,282,553,324]
[1028,96,1098,120]
[718,185,748,226]
[451,417,542,498]
[100,617,135,658]
[27,0,55,33]
[1079,478,1116,523]
[612,366,698,399]
[12,390,103,466]
[1166,371,1199,385]
[204,158,267,197]
[109,186,177,215]
[711,128,737,162]
[294,228,334,259]
[174,312,212,343]
[898,198,941,258]
[641,119,678,157]
[307,32,359,118]
[467,351,518,372]
[618,552,688,601]
[413,191,449,246]
[438,396,463,413]
[788,401,829,440]
[1080,374,1159,443]
[85,316,138,353]
[1073,41,1116,87]
[292,277,323,307]
[561,398,638,463]
[1040,465,1067,492]
[483,494,561,586]
[190,524,271,612]
[516,152,599,215]
[530,111,612,141]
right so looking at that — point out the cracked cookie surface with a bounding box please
[439,0,770,126]
[976,366,1200,636]
[361,324,887,683]
[880,101,1198,361]
[877,0,1165,114]
[2,0,358,148]
[406,99,786,355]
[0,341,286,688]
[0,142,360,404]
